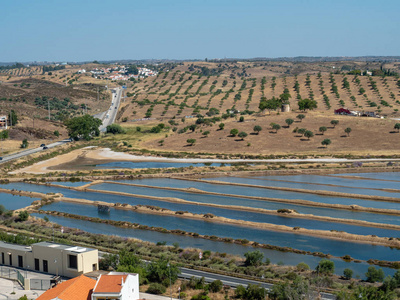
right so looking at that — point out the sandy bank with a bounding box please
[11,146,400,174]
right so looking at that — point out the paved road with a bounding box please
[0,87,120,164]
[179,267,336,300]
[99,87,122,132]
[0,139,71,164]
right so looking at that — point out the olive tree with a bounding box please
[296,114,305,122]
[238,131,248,140]
[186,138,196,146]
[330,120,339,128]
[272,124,281,133]
[285,118,294,127]
[304,130,314,140]
[319,126,327,135]
[253,125,262,135]
[230,128,239,136]
[321,139,331,148]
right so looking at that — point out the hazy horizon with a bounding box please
[2,0,399,62]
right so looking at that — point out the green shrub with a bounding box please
[146,283,166,295]
[208,280,223,293]
[343,268,353,280]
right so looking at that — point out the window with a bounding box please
[34,258,39,271]
[68,255,77,269]
[8,254,12,266]
[43,260,48,273]
[18,255,23,268]
[1,252,4,264]
[92,263,97,271]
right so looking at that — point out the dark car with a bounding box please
[43,146,48,150]
[40,144,45,147]
[0,157,2,161]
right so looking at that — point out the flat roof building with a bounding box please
[0,241,98,278]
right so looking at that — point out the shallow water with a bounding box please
[0,193,38,210]
[3,181,400,226]
[51,181,88,187]
[208,176,400,200]
[32,213,398,279]
[107,178,400,211]
[38,201,400,263]
[334,172,400,181]
[90,182,400,237]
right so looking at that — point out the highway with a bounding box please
[99,87,122,132]
[0,139,71,163]
[0,87,121,164]
[178,267,336,300]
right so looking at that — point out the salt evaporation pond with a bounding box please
[90,182,400,237]
[31,213,398,279]
[334,172,400,181]
[207,176,400,199]
[38,201,400,263]
[0,193,39,211]
[3,181,399,226]
[106,178,400,212]
[4,181,400,235]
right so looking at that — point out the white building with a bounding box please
[92,272,140,300]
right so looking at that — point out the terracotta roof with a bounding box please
[37,275,96,300]
[93,274,128,294]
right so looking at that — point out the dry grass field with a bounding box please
[1,60,400,156]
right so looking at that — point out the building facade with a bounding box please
[0,241,98,278]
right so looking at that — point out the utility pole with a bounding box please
[48,98,51,120]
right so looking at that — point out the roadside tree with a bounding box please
[65,115,102,141]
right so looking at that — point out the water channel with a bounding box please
[31,213,398,279]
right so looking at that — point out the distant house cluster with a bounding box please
[334,108,381,118]
[87,65,158,81]
[0,115,8,128]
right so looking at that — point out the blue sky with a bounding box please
[1,0,399,62]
